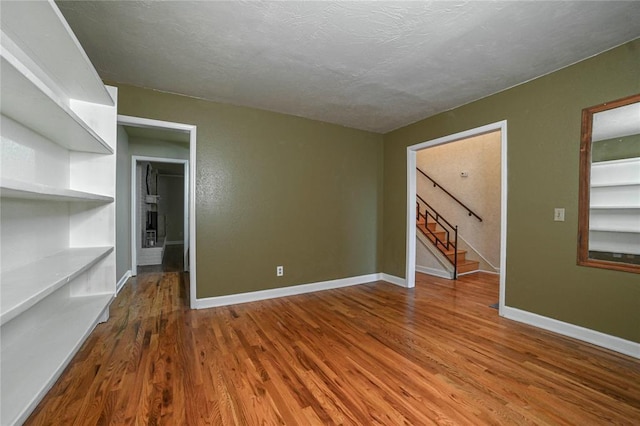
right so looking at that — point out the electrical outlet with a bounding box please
[554,208,565,222]
[276,266,284,276]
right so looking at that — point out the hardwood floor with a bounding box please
[26,272,640,425]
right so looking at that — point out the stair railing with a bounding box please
[416,194,458,279]
[417,167,483,222]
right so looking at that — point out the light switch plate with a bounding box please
[554,208,565,222]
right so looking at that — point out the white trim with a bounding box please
[406,120,508,315]
[195,274,384,309]
[503,306,640,359]
[380,273,407,288]
[116,270,132,294]
[415,265,452,279]
[458,269,480,277]
[118,114,197,308]
[498,124,508,316]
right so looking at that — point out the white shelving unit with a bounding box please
[0,178,114,203]
[589,158,640,255]
[0,2,118,425]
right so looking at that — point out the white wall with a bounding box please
[416,131,501,267]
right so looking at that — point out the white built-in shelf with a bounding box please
[0,178,113,203]
[0,247,113,326]
[0,1,113,106]
[0,293,112,426]
[0,50,112,155]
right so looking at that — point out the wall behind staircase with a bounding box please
[416,132,501,269]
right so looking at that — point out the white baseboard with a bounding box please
[503,306,640,359]
[194,273,410,309]
[379,273,407,287]
[458,269,480,277]
[415,265,452,279]
[116,270,132,295]
[477,269,500,275]
[195,273,383,309]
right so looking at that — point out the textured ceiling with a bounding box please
[57,1,640,133]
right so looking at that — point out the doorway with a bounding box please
[117,115,198,308]
[406,121,508,315]
[132,156,187,273]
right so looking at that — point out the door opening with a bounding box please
[406,121,508,315]
[117,115,198,308]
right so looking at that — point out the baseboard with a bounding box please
[195,273,382,309]
[415,265,452,279]
[502,306,640,359]
[379,273,407,287]
[116,270,132,295]
[477,269,500,275]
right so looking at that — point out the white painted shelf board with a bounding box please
[590,205,640,210]
[0,51,112,155]
[0,178,113,203]
[0,293,112,426]
[591,182,640,188]
[0,0,113,106]
[0,247,113,326]
[589,227,640,233]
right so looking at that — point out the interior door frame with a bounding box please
[405,120,508,315]
[118,114,198,309]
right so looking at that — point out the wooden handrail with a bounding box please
[417,167,483,222]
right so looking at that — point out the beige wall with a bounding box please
[113,83,384,299]
[416,236,449,276]
[416,131,501,268]
[383,40,640,342]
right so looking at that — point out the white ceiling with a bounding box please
[57,1,640,133]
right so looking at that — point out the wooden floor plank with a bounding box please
[25,271,640,425]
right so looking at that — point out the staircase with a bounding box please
[416,215,479,275]
[415,168,482,278]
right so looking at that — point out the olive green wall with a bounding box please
[592,134,640,162]
[114,84,384,298]
[383,40,640,342]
